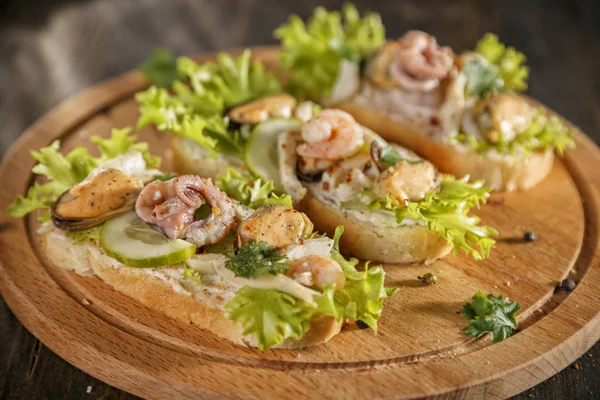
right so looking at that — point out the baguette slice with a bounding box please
[296,194,452,264]
[39,228,342,349]
[334,101,554,192]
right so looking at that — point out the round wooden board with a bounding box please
[0,47,599,400]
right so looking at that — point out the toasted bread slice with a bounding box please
[39,228,342,349]
[334,101,554,192]
[296,193,452,264]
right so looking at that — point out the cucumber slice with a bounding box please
[245,118,303,189]
[100,212,196,268]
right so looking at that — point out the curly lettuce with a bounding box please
[225,225,396,350]
[275,3,385,99]
[136,50,281,157]
[330,226,397,331]
[177,51,281,110]
[360,177,497,260]
[91,127,161,168]
[216,169,292,208]
[7,128,160,219]
[452,109,575,156]
[474,33,529,93]
[225,285,338,350]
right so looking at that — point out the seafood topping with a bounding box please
[287,255,345,290]
[472,93,535,143]
[228,94,297,125]
[395,30,454,81]
[296,156,335,183]
[370,31,454,90]
[135,175,236,246]
[51,169,143,231]
[236,205,313,251]
[374,159,439,203]
[296,109,365,161]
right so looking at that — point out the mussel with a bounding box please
[472,93,535,144]
[234,205,313,252]
[51,168,143,231]
[228,94,297,125]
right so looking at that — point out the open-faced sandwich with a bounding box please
[135,52,497,264]
[275,4,575,191]
[7,128,396,350]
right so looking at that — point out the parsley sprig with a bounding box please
[226,241,289,279]
[460,291,520,343]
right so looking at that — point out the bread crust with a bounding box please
[40,230,342,349]
[296,192,452,264]
[334,101,555,192]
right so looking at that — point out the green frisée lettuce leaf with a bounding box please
[91,127,161,169]
[461,291,520,343]
[224,285,338,350]
[474,33,529,93]
[7,128,160,218]
[360,177,497,260]
[31,141,97,193]
[7,182,60,218]
[275,3,385,99]
[136,50,281,158]
[216,169,292,208]
[451,109,575,156]
[177,51,281,110]
[226,240,289,279]
[182,263,204,286]
[138,48,183,88]
[7,141,99,218]
[330,226,397,331]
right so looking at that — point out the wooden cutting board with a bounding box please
[0,47,598,400]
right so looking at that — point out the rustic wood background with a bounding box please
[0,0,598,399]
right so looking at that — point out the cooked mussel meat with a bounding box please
[51,168,143,231]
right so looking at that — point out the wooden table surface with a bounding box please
[0,0,598,398]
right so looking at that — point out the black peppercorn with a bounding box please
[524,232,537,242]
[560,279,577,291]
[356,320,370,330]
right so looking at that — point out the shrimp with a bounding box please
[374,159,439,203]
[395,30,454,81]
[135,175,236,246]
[287,255,345,290]
[173,175,236,247]
[473,93,536,143]
[296,109,364,160]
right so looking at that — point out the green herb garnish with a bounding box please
[461,291,520,343]
[138,48,183,88]
[226,240,289,279]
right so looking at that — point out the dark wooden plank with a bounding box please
[0,0,598,399]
